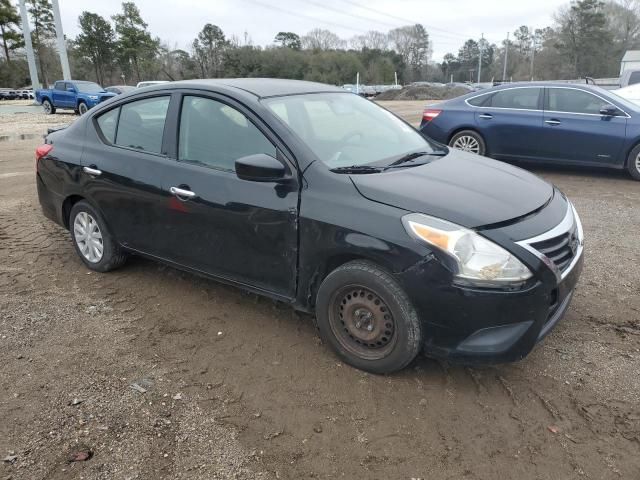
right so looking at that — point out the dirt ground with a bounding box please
[1,102,639,479]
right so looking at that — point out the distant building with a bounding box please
[620,50,640,74]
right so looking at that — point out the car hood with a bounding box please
[351,150,554,228]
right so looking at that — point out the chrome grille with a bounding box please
[516,202,583,281]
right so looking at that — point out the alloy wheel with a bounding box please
[78,103,88,115]
[328,285,397,360]
[635,152,640,174]
[73,211,104,263]
[43,101,51,114]
[452,135,481,154]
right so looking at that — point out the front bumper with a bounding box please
[395,199,584,364]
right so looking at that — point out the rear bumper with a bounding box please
[37,173,65,228]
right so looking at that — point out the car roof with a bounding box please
[146,78,345,98]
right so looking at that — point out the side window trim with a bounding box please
[170,90,293,175]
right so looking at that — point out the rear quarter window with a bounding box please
[467,94,491,107]
[96,108,119,143]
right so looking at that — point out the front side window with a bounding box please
[546,88,603,115]
[115,96,170,154]
[178,96,276,171]
[263,93,433,168]
[490,88,541,109]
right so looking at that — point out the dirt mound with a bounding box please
[377,85,470,101]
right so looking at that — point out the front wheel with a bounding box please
[626,144,640,180]
[42,99,55,115]
[315,261,422,374]
[449,130,486,156]
[77,102,88,115]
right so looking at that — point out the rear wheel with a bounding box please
[69,201,127,272]
[77,101,88,115]
[315,260,422,374]
[42,99,55,115]
[626,144,640,180]
[449,130,486,156]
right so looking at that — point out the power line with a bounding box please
[339,0,485,41]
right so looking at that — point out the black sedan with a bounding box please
[35,79,584,373]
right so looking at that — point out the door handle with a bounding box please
[479,113,493,119]
[545,119,561,126]
[83,166,102,176]
[170,186,197,199]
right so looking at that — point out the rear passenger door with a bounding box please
[82,93,175,255]
[473,87,543,159]
[52,81,71,108]
[540,87,627,165]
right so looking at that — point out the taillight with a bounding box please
[35,144,53,169]
[422,109,442,123]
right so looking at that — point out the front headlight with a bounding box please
[88,95,99,100]
[402,213,532,286]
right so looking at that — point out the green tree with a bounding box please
[75,12,115,85]
[0,0,22,63]
[27,0,54,85]
[274,31,301,49]
[112,2,159,82]
[192,23,227,77]
[556,0,612,77]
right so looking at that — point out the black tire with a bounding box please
[449,129,486,156]
[42,99,55,115]
[626,144,640,181]
[77,101,88,115]
[315,260,422,374]
[69,200,127,272]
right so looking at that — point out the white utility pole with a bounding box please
[18,0,40,89]
[51,0,71,80]
[356,72,360,94]
[394,71,398,86]
[502,32,509,81]
[477,33,483,84]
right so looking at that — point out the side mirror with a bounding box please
[235,154,286,182]
[600,104,620,116]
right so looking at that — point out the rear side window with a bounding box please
[115,97,170,154]
[489,88,541,109]
[629,71,640,86]
[545,88,603,114]
[54,81,64,90]
[467,94,491,107]
[96,108,119,143]
[178,96,276,171]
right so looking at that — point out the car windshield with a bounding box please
[75,82,104,93]
[263,93,437,168]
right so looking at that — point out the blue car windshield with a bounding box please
[263,93,436,168]
[75,82,105,93]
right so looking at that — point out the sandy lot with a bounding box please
[0,102,639,479]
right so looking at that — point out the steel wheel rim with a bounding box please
[328,285,397,360]
[73,211,103,263]
[452,135,481,154]
[43,101,51,114]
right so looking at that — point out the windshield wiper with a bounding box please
[330,165,382,174]
[384,150,447,170]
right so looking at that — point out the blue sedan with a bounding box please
[420,82,640,180]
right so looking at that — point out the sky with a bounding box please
[55,0,570,61]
